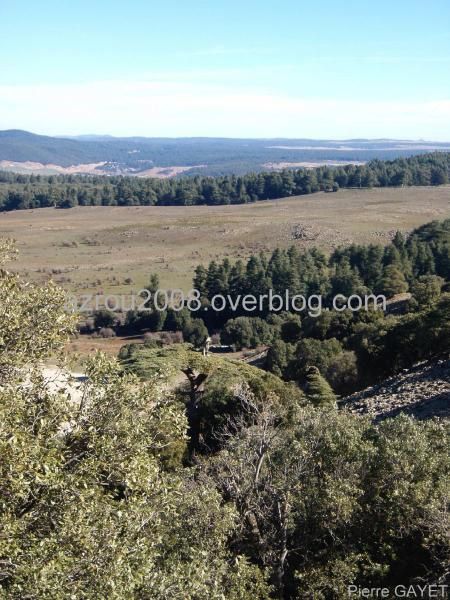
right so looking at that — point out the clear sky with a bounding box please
[1,0,450,139]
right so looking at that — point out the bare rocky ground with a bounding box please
[42,367,86,403]
[342,355,450,420]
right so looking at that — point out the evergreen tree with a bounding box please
[193,265,208,297]
[183,319,209,348]
[379,264,409,297]
[304,366,337,407]
[411,275,444,307]
[330,259,365,297]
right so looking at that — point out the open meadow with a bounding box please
[0,185,449,296]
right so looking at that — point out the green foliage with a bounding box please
[165,307,192,331]
[325,349,358,394]
[291,337,357,394]
[1,239,450,598]
[302,309,353,341]
[120,343,305,452]
[379,264,409,297]
[144,309,167,332]
[206,394,450,597]
[222,317,275,350]
[411,274,444,306]
[190,218,450,393]
[266,339,296,378]
[280,314,302,343]
[93,308,116,329]
[0,357,272,598]
[0,245,271,599]
[351,295,450,384]
[109,218,450,399]
[0,239,76,381]
[267,336,359,394]
[2,151,450,210]
[182,318,208,348]
[330,259,366,297]
[304,366,337,407]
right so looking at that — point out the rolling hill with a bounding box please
[1,130,450,176]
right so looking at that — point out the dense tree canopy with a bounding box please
[0,241,272,599]
[115,219,450,396]
[1,240,449,597]
[0,151,449,211]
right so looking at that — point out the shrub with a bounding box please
[222,317,274,350]
[411,274,444,306]
[183,319,209,348]
[98,327,116,338]
[93,309,116,329]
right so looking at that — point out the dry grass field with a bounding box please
[66,334,144,358]
[1,186,449,296]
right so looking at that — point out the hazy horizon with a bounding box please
[4,130,450,144]
[2,0,450,140]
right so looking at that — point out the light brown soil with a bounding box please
[1,185,448,296]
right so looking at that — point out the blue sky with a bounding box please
[1,0,450,138]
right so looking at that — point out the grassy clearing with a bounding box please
[0,186,448,296]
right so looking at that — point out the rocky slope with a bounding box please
[342,355,450,420]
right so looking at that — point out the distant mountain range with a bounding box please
[1,129,450,177]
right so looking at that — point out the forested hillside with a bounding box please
[120,219,450,396]
[2,130,450,175]
[0,151,449,210]
[1,239,449,598]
